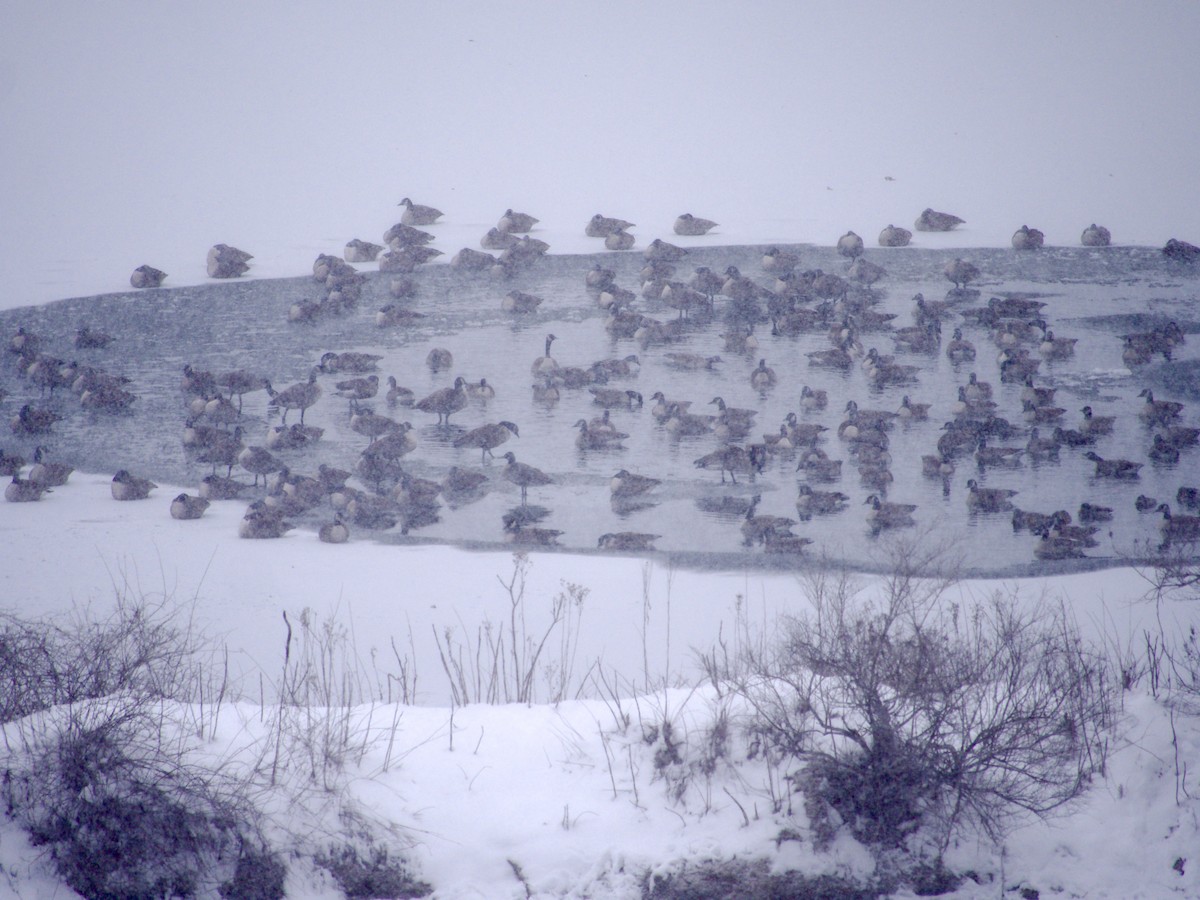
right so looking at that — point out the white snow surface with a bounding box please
[2,3,1199,898]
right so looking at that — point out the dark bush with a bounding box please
[314,843,432,899]
[4,702,261,900]
[220,844,288,900]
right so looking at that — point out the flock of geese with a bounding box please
[4,201,1200,563]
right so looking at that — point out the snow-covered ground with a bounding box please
[2,4,1199,898]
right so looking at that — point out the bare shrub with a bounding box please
[735,540,1114,851]
[0,593,203,724]
[431,553,591,705]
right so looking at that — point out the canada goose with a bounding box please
[605,229,635,251]
[1024,427,1060,460]
[238,445,282,487]
[710,397,757,428]
[1157,504,1200,543]
[848,257,886,286]
[1159,425,1200,449]
[690,266,727,298]
[1139,389,1183,425]
[878,224,912,247]
[966,479,1018,512]
[130,264,167,288]
[1083,452,1142,479]
[843,400,898,432]
[648,392,688,422]
[694,444,765,484]
[1079,406,1115,436]
[343,238,384,263]
[1033,531,1088,560]
[398,197,443,226]
[794,484,849,520]
[1039,329,1077,359]
[350,404,402,442]
[532,377,560,405]
[73,325,113,350]
[897,396,930,421]
[415,377,468,426]
[737,494,796,546]
[806,342,854,370]
[0,448,26,476]
[798,453,843,483]
[606,469,658,499]
[11,404,61,436]
[383,221,435,248]
[796,386,827,413]
[662,352,721,372]
[239,506,294,540]
[835,230,863,261]
[1135,494,1159,513]
[673,213,718,236]
[643,238,688,262]
[975,436,1024,469]
[502,290,543,314]
[589,387,642,409]
[335,374,379,404]
[921,454,956,478]
[28,446,72,487]
[317,513,350,544]
[1078,502,1113,524]
[195,425,245,476]
[207,243,252,278]
[1011,225,1045,250]
[501,451,553,504]
[425,348,454,373]
[266,370,321,425]
[963,372,993,403]
[454,421,520,461]
[111,469,157,501]
[749,359,777,391]
[181,364,220,399]
[6,475,51,502]
[586,214,635,237]
[1079,223,1111,247]
[598,531,661,552]
[585,264,616,291]
[864,494,916,531]
[197,474,242,501]
[531,334,559,377]
[376,304,428,328]
[664,404,716,436]
[504,518,563,546]
[265,423,323,451]
[497,208,538,234]
[919,334,959,375]
[1022,400,1066,425]
[1149,434,1181,465]
[169,493,210,520]
[1051,426,1094,448]
[1177,487,1200,511]
[574,418,627,450]
[319,351,381,375]
[383,376,414,408]
[441,466,488,498]
[1012,507,1070,535]
[1163,238,1200,262]
[943,258,980,289]
[916,208,965,232]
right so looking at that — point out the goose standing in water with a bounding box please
[531,334,559,378]
[453,421,520,461]
[501,451,553,505]
[266,370,321,424]
[415,377,468,426]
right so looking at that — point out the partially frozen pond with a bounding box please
[3,243,1198,576]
